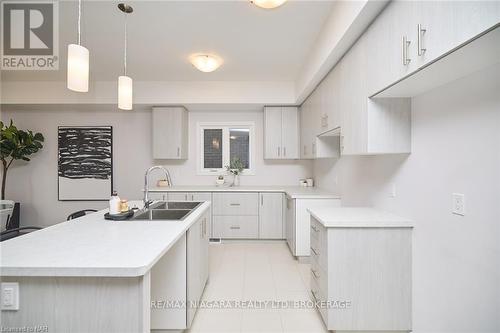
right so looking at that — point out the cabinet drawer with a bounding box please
[212,216,259,239]
[213,193,259,216]
[310,220,323,249]
[311,256,328,295]
[310,272,328,325]
[310,238,328,272]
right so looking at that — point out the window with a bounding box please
[198,122,255,175]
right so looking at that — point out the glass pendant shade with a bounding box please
[118,75,133,110]
[251,0,287,9]
[67,44,89,92]
[189,54,222,73]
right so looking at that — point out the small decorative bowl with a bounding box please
[157,179,170,187]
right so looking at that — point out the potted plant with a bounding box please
[225,157,245,187]
[1,120,44,200]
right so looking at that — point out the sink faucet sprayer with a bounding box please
[143,166,172,208]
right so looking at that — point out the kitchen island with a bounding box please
[0,201,211,332]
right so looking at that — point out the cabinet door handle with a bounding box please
[417,24,426,56]
[230,226,240,230]
[310,247,319,256]
[177,147,180,157]
[185,194,188,201]
[230,203,241,206]
[283,147,286,157]
[311,289,319,301]
[261,195,263,206]
[402,36,411,66]
[277,147,281,157]
[191,194,194,201]
[311,268,320,279]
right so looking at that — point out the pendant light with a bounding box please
[118,3,133,110]
[67,0,89,92]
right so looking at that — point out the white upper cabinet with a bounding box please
[281,107,300,159]
[264,107,282,159]
[300,102,313,159]
[264,106,299,159]
[300,78,342,160]
[368,0,500,95]
[417,1,500,67]
[152,107,188,160]
[300,0,498,156]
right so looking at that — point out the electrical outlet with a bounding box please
[452,193,465,216]
[1,282,19,311]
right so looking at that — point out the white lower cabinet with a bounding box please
[187,210,209,327]
[147,192,167,201]
[212,192,259,239]
[285,196,296,253]
[168,192,213,238]
[310,217,412,331]
[285,197,341,257]
[211,192,286,239]
[150,234,187,330]
[150,209,209,330]
[212,216,259,239]
[258,193,284,239]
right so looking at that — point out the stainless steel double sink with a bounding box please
[133,201,202,221]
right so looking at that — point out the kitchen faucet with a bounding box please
[143,166,172,208]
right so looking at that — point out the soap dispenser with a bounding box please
[109,191,121,215]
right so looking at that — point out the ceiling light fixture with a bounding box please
[189,54,222,73]
[67,0,89,92]
[118,3,133,110]
[250,0,288,9]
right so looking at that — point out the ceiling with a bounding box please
[2,0,334,83]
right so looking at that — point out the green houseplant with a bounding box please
[225,157,245,187]
[1,120,44,199]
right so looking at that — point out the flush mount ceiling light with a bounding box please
[189,54,223,73]
[117,3,133,110]
[250,0,288,9]
[67,0,89,92]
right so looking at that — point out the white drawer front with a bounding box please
[311,256,328,295]
[310,271,328,325]
[213,193,259,216]
[310,239,327,272]
[213,216,259,239]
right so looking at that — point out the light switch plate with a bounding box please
[452,193,466,216]
[1,282,19,310]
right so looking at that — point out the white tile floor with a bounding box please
[187,241,328,333]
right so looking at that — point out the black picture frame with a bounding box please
[57,126,113,201]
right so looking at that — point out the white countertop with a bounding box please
[308,207,413,228]
[0,201,210,277]
[147,185,340,199]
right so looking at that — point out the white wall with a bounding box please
[1,108,311,227]
[314,64,500,332]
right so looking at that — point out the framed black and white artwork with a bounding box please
[58,126,113,201]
